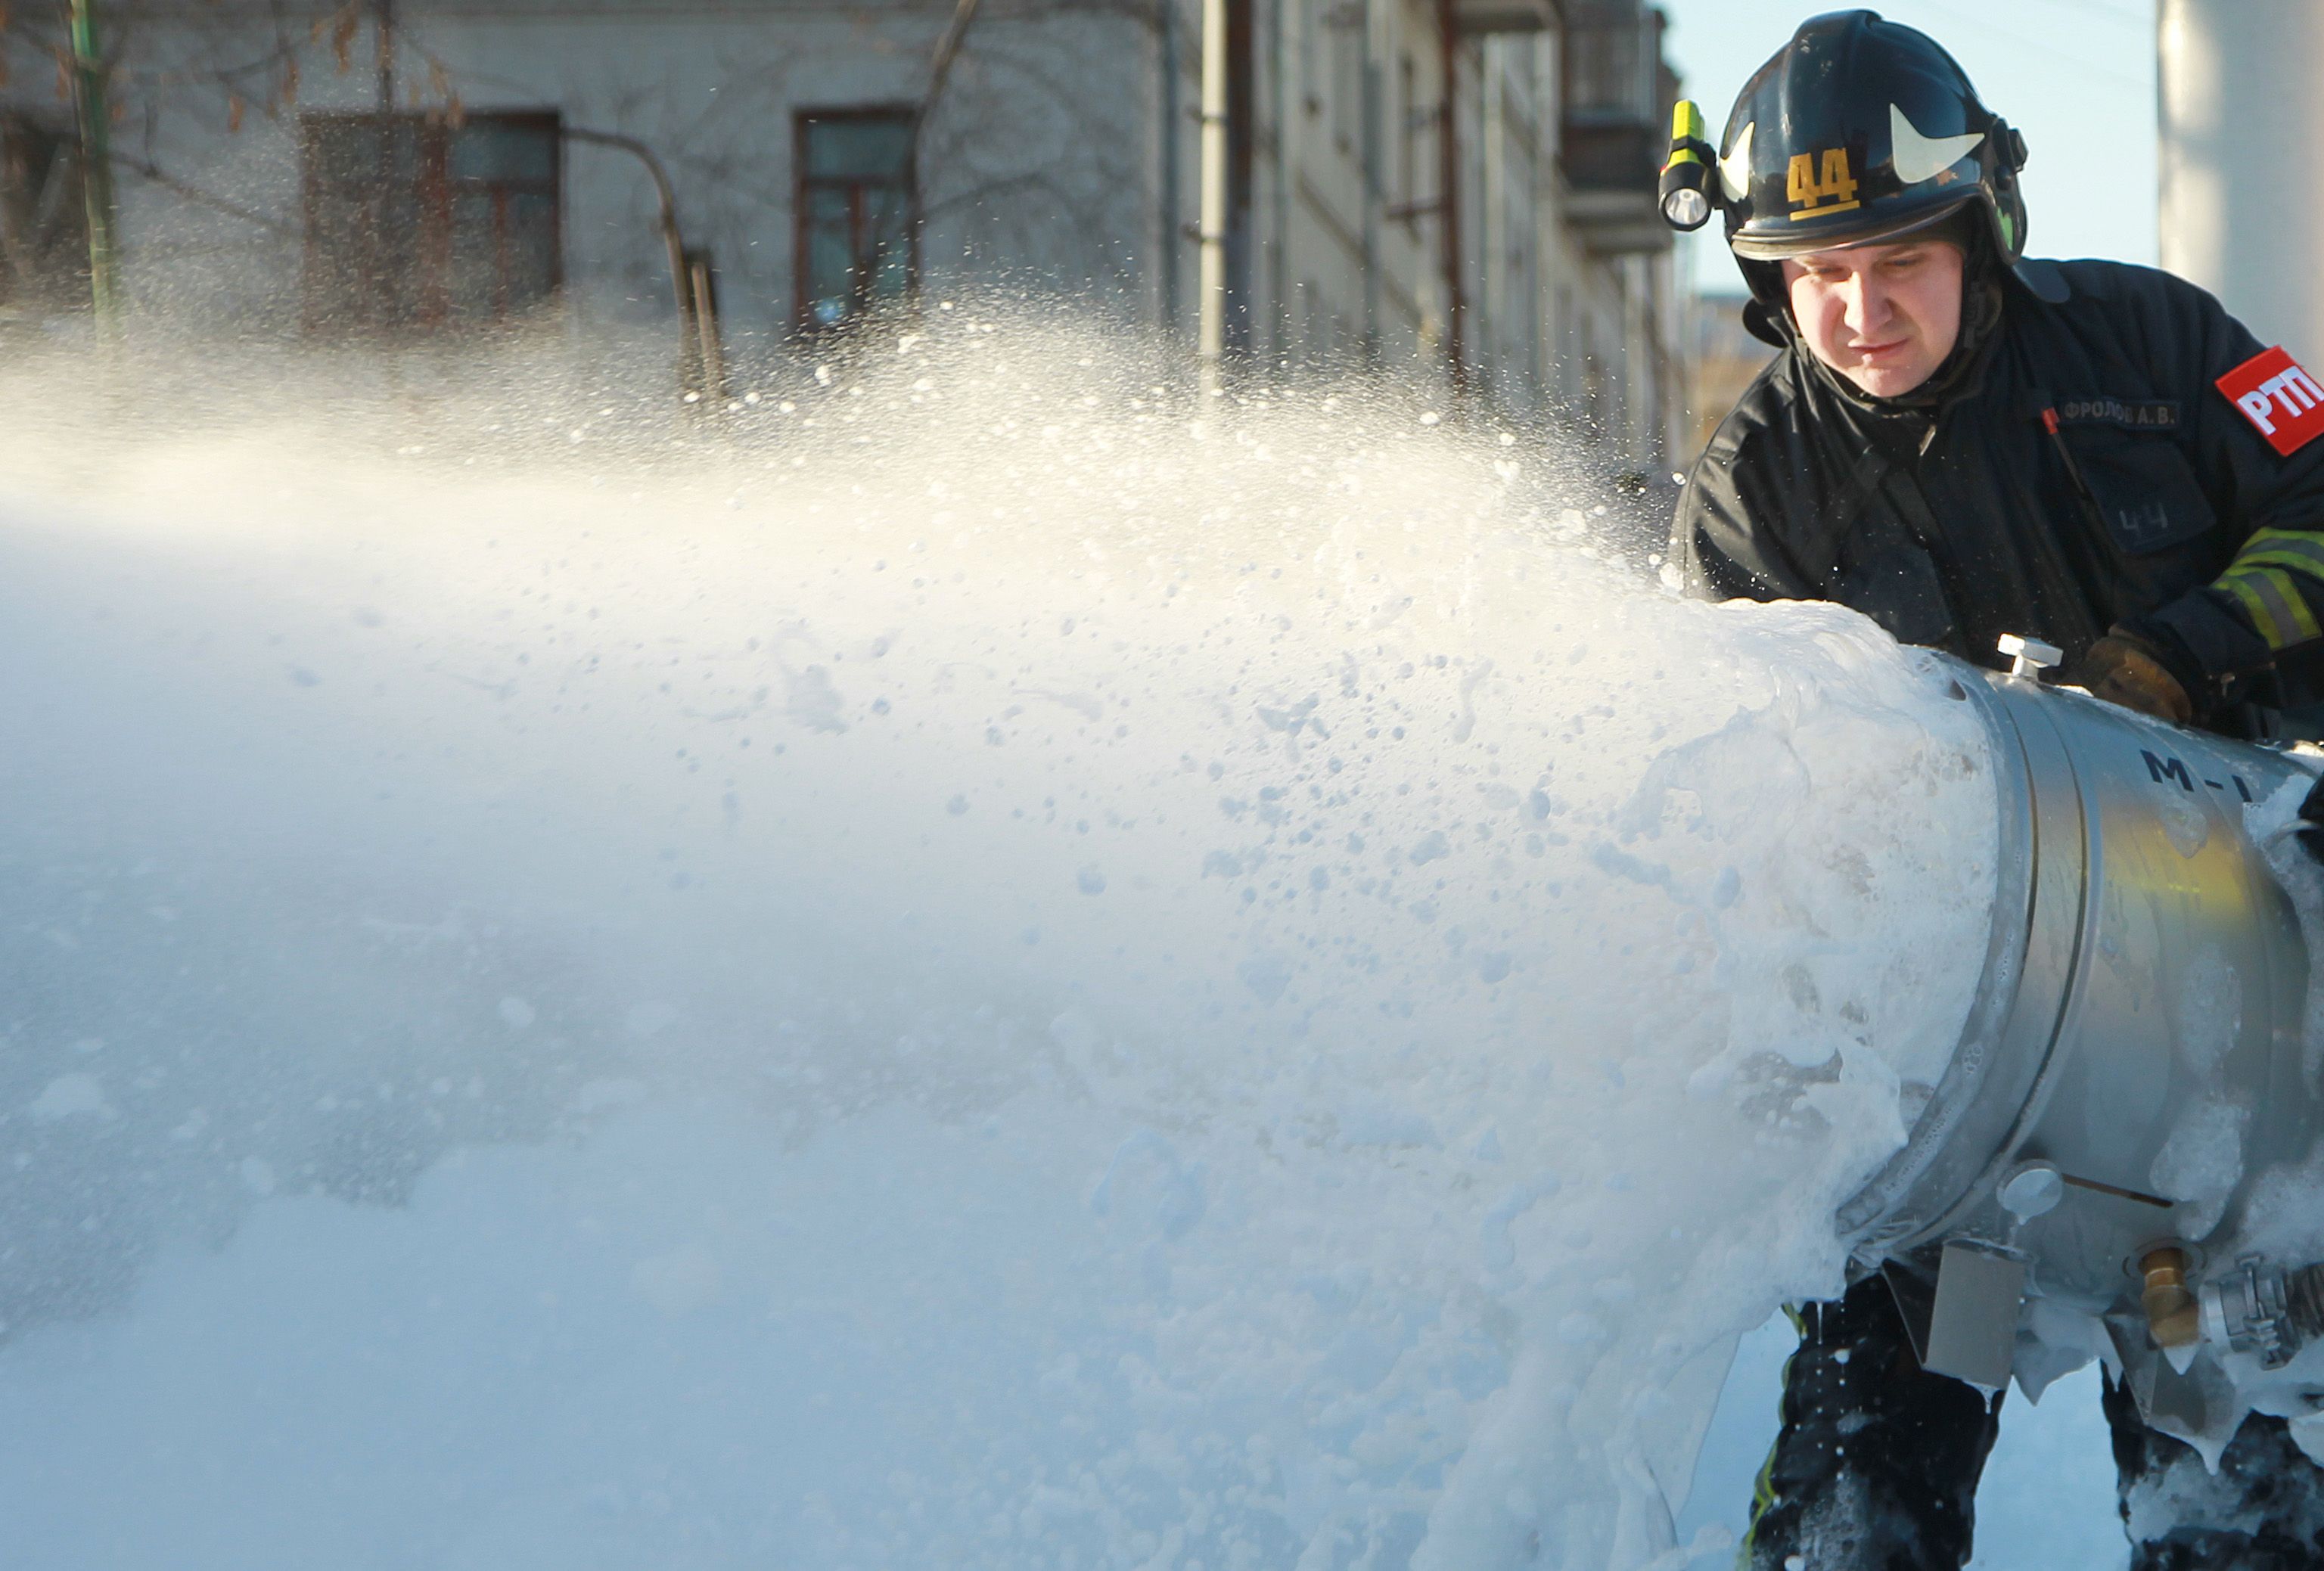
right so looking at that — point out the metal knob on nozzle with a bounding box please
[1996,632,2062,681]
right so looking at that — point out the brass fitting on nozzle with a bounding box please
[2142,1247,2201,1349]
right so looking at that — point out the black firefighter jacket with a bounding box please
[1671,258,2324,723]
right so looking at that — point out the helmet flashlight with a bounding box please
[1658,100,1717,232]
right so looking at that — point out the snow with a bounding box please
[26,1072,112,1122]
[0,321,2050,1566]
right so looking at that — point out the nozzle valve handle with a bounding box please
[1996,632,2062,681]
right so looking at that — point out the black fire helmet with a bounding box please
[1709,11,2028,296]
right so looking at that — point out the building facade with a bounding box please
[1,0,1685,464]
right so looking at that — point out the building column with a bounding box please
[2159,0,2324,354]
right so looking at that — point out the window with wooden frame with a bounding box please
[794,108,917,333]
[300,110,561,333]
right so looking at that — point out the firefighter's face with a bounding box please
[1781,238,1965,398]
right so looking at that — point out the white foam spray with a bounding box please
[0,316,1999,1568]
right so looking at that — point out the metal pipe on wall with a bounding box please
[1434,0,1463,390]
[1359,0,1380,363]
[1270,0,1292,366]
[2158,0,2324,355]
[688,250,726,402]
[69,0,120,328]
[1160,0,1181,334]
[1198,0,1229,397]
[1224,0,1254,358]
[374,0,396,111]
[1480,39,1503,399]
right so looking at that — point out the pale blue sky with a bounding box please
[1660,0,2158,295]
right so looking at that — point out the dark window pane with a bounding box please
[864,190,912,299]
[874,247,912,300]
[303,111,561,333]
[447,191,499,322]
[450,121,556,185]
[505,193,559,306]
[805,214,855,317]
[312,118,423,190]
[303,117,433,328]
[795,110,915,328]
[802,116,913,181]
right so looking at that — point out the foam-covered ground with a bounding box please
[0,320,2073,1566]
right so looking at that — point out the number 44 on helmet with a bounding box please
[1655,8,2030,279]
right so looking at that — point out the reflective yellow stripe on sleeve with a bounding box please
[2219,566,2324,650]
[2229,527,2324,582]
[2216,529,2324,651]
[2234,527,2324,570]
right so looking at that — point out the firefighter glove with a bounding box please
[2071,629,2196,725]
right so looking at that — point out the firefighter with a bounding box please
[1666,11,2324,1569]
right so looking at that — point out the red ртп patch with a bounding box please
[2218,346,2324,456]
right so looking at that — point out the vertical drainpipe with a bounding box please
[373,0,396,334]
[1358,0,1380,364]
[1160,0,1181,334]
[1434,0,1463,392]
[375,0,396,109]
[1482,39,1503,399]
[1271,0,1293,366]
[68,0,120,329]
[1198,0,1227,397]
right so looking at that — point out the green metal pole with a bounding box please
[70,0,121,328]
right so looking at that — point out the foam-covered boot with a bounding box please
[1741,1275,2002,1569]
[2105,1370,2324,1570]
